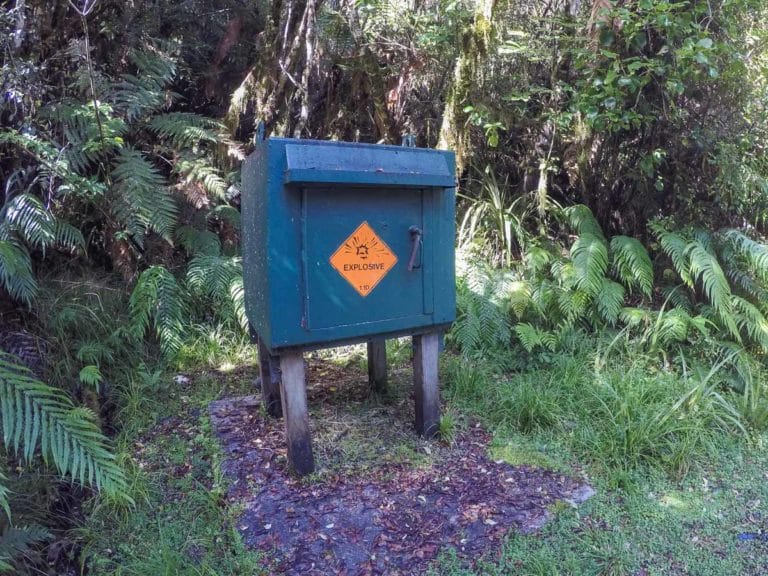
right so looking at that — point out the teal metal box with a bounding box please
[241,137,456,351]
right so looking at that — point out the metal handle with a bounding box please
[407,226,423,271]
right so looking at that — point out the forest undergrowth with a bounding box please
[2,0,768,573]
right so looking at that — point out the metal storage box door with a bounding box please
[242,138,456,352]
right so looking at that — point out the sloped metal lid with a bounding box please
[284,143,454,187]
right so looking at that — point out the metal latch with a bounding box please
[407,226,423,271]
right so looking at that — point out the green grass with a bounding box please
[433,335,768,575]
[430,438,768,575]
[79,333,264,576]
[73,312,768,576]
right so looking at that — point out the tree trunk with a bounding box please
[438,0,498,176]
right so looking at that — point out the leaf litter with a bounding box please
[209,357,594,575]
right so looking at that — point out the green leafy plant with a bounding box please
[0,351,128,496]
[129,266,187,358]
[0,524,50,573]
[651,223,768,352]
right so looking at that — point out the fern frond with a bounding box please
[0,470,9,520]
[571,232,609,295]
[229,277,248,333]
[186,255,242,299]
[175,226,221,256]
[557,287,591,323]
[0,240,37,305]
[656,308,692,345]
[0,130,106,199]
[610,235,653,296]
[46,102,126,172]
[0,352,127,495]
[660,285,693,313]
[129,266,187,357]
[174,157,228,201]
[0,524,49,572]
[514,323,558,352]
[53,221,85,252]
[149,113,223,148]
[78,365,103,390]
[451,266,514,354]
[76,341,114,365]
[112,147,177,243]
[508,280,531,318]
[551,259,577,288]
[2,194,55,250]
[686,241,739,339]
[530,280,558,317]
[652,226,693,287]
[523,245,553,275]
[564,204,604,238]
[597,278,625,324]
[620,306,652,327]
[732,295,768,350]
[726,268,768,303]
[722,229,768,283]
[111,50,178,121]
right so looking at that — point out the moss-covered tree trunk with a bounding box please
[437,0,498,176]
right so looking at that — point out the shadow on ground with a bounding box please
[209,357,594,575]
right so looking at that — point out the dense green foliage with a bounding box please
[1,0,768,573]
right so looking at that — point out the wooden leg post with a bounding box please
[413,332,440,438]
[256,337,283,418]
[367,338,387,393]
[279,350,315,476]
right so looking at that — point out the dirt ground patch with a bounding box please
[210,357,594,575]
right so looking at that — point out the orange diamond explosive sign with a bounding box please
[330,221,398,297]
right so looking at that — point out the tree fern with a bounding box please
[129,266,186,357]
[610,235,653,297]
[0,352,128,496]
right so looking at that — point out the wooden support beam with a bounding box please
[413,332,440,438]
[279,350,315,476]
[256,335,283,418]
[367,338,387,393]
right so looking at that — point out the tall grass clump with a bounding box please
[444,334,759,483]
